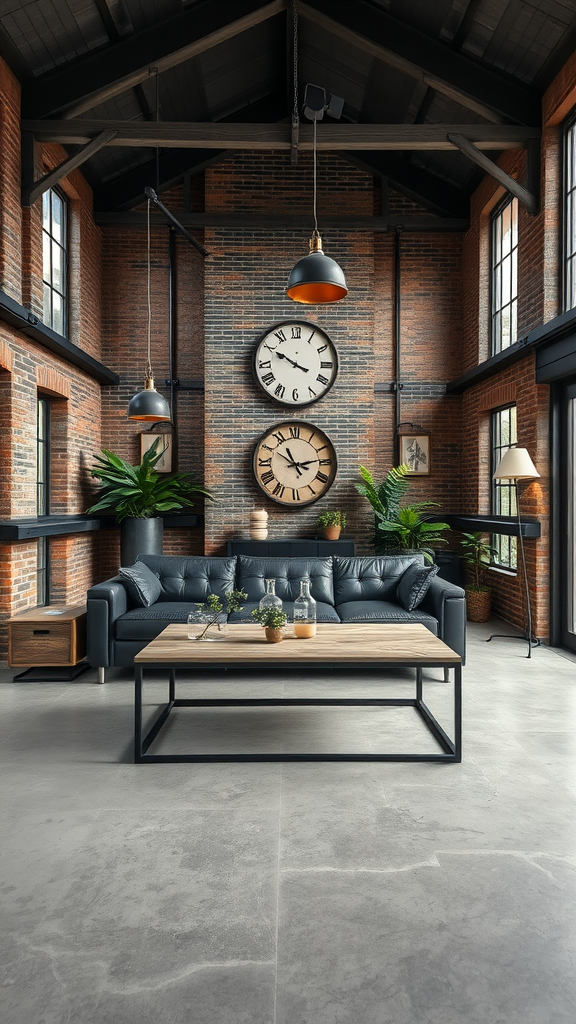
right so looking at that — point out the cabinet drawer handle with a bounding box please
[33,629,50,635]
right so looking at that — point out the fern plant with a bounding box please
[376,503,450,563]
[356,463,411,552]
[87,438,214,522]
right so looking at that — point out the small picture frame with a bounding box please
[140,429,173,473]
[399,432,430,475]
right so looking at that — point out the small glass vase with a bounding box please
[293,579,317,638]
[259,578,283,614]
[187,610,227,642]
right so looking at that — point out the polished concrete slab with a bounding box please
[1,620,575,1023]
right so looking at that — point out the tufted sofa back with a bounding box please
[237,555,335,605]
[137,554,237,603]
[333,554,424,603]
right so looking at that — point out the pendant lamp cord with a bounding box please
[146,197,152,379]
[313,115,318,236]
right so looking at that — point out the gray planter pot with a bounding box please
[120,517,163,566]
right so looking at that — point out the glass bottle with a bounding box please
[259,578,283,613]
[293,579,317,638]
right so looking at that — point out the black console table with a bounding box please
[226,539,355,557]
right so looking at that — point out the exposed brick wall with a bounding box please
[0,58,22,301]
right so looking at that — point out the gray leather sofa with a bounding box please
[87,553,466,682]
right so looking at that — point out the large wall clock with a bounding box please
[253,320,338,407]
[253,420,337,507]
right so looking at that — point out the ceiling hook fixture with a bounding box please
[127,196,171,421]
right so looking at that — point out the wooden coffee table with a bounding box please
[133,622,462,763]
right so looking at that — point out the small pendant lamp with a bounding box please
[286,116,347,304]
[128,197,170,421]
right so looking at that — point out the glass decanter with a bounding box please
[259,578,283,613]
[293,579,317,638]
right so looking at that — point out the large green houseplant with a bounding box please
[87,438,214,564]
[356,463,450,562]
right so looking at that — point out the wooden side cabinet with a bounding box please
[8,605,87,668]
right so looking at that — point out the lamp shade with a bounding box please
[493,447,540,480]
[128,377,170,421]
[286,235,347,304]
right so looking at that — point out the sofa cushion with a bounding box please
[336,599,438,631]
[137,555,237,603]
[236,556,335,605]
[227,601,341,624]
[118,561,162,607]
[333,555,424,604]
[397,561,439,611]
[115,602,195,641]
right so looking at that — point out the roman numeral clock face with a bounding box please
[253,422,337,507]
[253,320,338,406]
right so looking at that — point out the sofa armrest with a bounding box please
[86,576,130,668]
[420,577,467,664]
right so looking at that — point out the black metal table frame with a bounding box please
[134,660,462,763]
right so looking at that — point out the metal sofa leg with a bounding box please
[444,667,450,683]
[97,667,106,685]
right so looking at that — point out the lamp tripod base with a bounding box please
[486,633,541,659]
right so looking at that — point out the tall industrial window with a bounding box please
[37,397,50,605]
[491,196,518,354]
[42,187,67,336]
[491,405,517,570]
[564,115,576,311]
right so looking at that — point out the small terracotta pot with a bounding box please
[265,627,284,643]
[466,587,491,622]
[323,525,341,541]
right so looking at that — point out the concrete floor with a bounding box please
[1,620,575,1024]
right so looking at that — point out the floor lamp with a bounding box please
[488,447,541,658]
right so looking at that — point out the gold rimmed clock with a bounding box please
[253,420,337,507]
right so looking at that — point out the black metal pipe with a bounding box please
[168,226,178,471]
[145,186,208,256]
[393,228,402,461]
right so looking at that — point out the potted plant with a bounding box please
[316,509,347,541]
[356,464,450,560]
[188,590,247,641]
[87,438,214,565]
[251,605,288,642]
[460,532,497,622]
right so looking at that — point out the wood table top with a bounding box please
[135,622,461,665]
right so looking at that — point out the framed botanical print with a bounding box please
[399,431,430,475]
[140,426,173,473]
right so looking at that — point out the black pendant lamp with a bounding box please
[286,104,347,304]
[128,197,170,421]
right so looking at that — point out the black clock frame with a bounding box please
[252,319,339,408]
[252,419,338,508]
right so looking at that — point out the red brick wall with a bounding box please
[0,59,103,656]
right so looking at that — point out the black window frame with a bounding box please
[490,404,518,570]
[42,186,68,337]
[36,396,50,605]
[490,194,519,356]
[563,110,576,313]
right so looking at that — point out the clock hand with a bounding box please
[285,447,304,477]
[279,450,303,477]
[277,352,309,373]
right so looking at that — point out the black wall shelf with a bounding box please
[433,514,540,538]
[0,514,202,541]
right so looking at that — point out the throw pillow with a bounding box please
[396,561,439,612]
[119,561,162,607]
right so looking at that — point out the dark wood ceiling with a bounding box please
[2,0,575,216]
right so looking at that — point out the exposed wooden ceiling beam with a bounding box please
[299,0,539,126]
[21,0,286,119]
[23,121,540,150]
[94,211,469,232]
[447,133,538,214]
[22,130,118,206]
